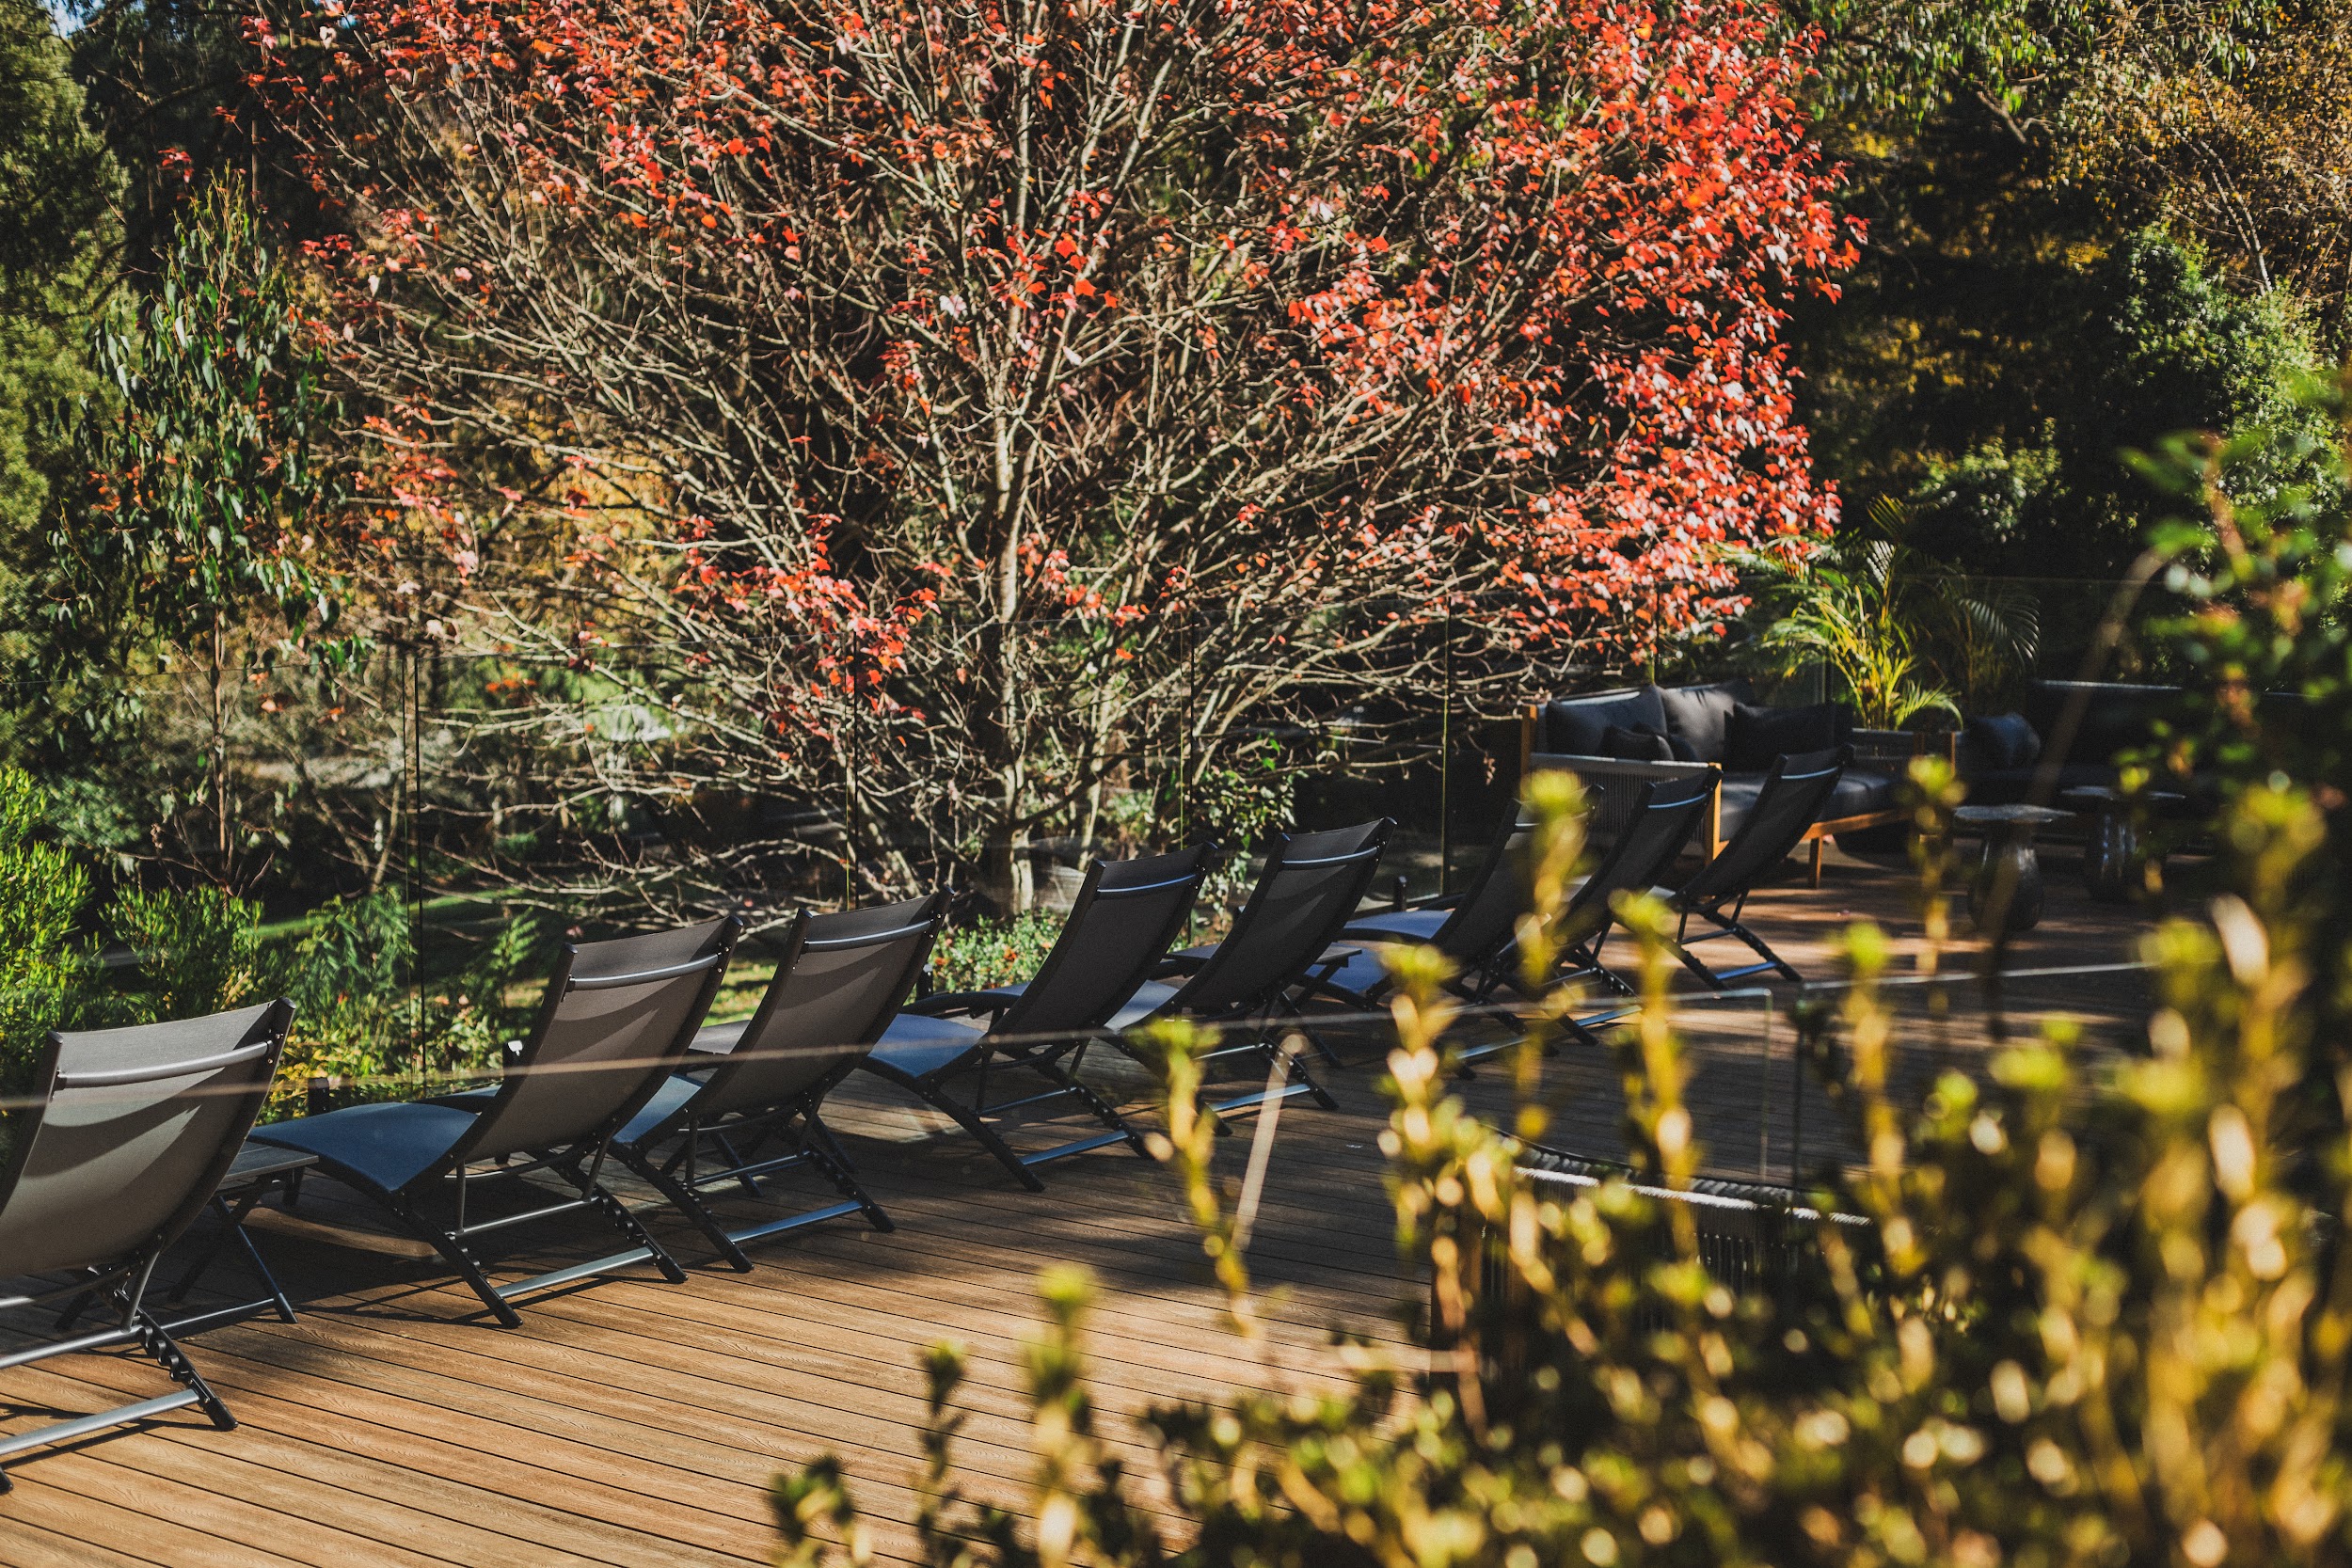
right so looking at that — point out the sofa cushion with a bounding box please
[1716,768,1895,844]
[1725,701,1851,773]
[1657,679,1754,765]
[2019,680,2181,770]
[1964,711,2042,772]
[1828,768,1897,819]
[1543,687,1668,755]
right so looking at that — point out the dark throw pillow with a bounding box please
[1602,724,1676,762]
[1724,701,1851,773]
[1657,679,1754,765]
[1964,711,2042,772]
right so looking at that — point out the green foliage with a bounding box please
[70,171,342,656]
[1796,0,2270,124]
[2130,367,2352,1046]
[928,911,1066,994]
[1815,225,2328,585]
[1741,500,2039,722]
[107,883,263,1019]
[0,766,96,1083]
[0,0,115,539]
[0,2,119,763]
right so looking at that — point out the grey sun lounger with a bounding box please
[608,894,945,1269]
[253,919,739,1326]
[1111,818,1391,1101]
[1661,747,1852,987]
[0,1001,292,1489]
[859,844,1216,1189]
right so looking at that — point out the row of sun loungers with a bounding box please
[0,745,1862,1484]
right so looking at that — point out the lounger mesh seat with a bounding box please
[1444,773,1716,1063]
[612,895,944,1268]
[0,1001,291,1488]
[861,845,1215,1189]
[1549,769,1722,996]
[253,919,738,1325]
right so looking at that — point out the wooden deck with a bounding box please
[0,846,2158,1566]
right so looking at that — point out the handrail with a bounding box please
[564,952,726,991]
[1092,873,1205,898]
[56,1040,273,1089]
[803,920,937,951]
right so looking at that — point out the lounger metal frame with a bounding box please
[1136,820,1392,1111]
[1667,747,1853,988]
[860,847,1216,1188]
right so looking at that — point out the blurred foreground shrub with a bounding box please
[774,776,2352,1568]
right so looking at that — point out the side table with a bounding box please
[163,1140,320,1334]
[1954,804,2074,934]
[2061,785,2186,902]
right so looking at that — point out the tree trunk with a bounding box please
[982,819,1035,915]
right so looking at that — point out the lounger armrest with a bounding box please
[902,989,1019,1019]
[1153,944,1219,977]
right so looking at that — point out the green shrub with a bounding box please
[0,768,95,1086]
[928,911,1065,993]
[106,884,263,1021]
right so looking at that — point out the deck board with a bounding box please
[0,848,2155,1564]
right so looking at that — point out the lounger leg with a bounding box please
[614,1144,756,1273]
[800,1120,894,1233]
[389,1197,523,1328]
[132,1312,236,1433]
[1004,1048,1151,1161]
[1809,836,1825,888]
[1728,918,1804,984]
[558,1162,691,1286]
[857,1058,1048,1192]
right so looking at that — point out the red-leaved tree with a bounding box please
[251,0,1855,908]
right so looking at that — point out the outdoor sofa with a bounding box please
[1954,679,2188,803]
[1518,679,1926,883]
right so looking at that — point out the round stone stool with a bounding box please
[1955,804,2073,934]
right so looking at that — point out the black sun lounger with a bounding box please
[860,845,1216,1189]
[0,1001,291,1488]
[1663,747,1851,987]
[609,894,945,1269]
[252,919,738,1325]
[1113,818,1391,1101]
